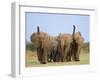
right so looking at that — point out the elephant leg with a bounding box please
[60,52,66,62]
[66,51,72,61]
[57,49,62,62]
[49,50,55,62]
[62,55,66,62]
[71,41,79,61]
[47,53,51,62]
[61,45,66,62]
[75,47,81,61]
[72,49,80,61]
[52,51,56,62]
[54,51,60,62]
[64,45,71,62]
[37,48,43,63]
[57,48,62,62]
[42,49,48,64]
[48,50,56,62]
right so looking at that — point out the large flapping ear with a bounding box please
[37,26,40,34]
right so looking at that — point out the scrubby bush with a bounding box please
[82,42,89,53]
[26,42,36,51]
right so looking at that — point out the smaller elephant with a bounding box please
[47,36,60,62]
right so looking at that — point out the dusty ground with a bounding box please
[25,50,89,67]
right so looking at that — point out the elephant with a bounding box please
[30,26,59,64]
[73,31,84,61]
[31,26,52,64]
[47,36,60,62]
[66,25,84,61]
[30,25,84,63]
[56,33,72,62]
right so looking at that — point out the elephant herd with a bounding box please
[30,25,84,64]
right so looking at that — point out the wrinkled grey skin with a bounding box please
[57,33,72,62]
[47,37,59,62]
[31,31,52,64]
[66,25,84,61]
[30,26,84,63]
[73,31,84,61]
[30,27,59,64]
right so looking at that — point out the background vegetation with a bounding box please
[26,42,90,53]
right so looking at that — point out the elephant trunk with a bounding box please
[73,25,76,41]
[37,26,40,34]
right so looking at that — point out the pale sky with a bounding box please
[25,12,90,42]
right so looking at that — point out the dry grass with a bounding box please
[25,50,89,67]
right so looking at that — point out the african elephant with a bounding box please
[31,26,59,64]
[47,36,60,62]
[66,25,84,61]
[31,26,52,64]
[48,39,64,62]
[57,33,72,62]
[73,31,84,61]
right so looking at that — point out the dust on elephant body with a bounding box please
[31,27,59,64]
[31,31,52,64]
[57,33,72,62]
[30,26,84,64]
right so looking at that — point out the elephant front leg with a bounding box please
[75,47,81,61]
[62,53,67,62]
[63,46,71,62]
[37,48,43,64]
[42,50,48,64]
[66,51,72,62]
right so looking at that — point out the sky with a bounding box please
[25,12,90,42]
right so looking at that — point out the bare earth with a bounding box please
[25,50,89,67]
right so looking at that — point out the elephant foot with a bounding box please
[68,58,72,62]
[48,60,52,62]
[67,60,71,62]
[42,62,47,64]
[62,59,66,62]
[75,59,80,61]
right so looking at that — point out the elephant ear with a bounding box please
[30,32,39,47]
[30,33,36,43]
[75,31,84,45]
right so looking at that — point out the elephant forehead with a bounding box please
[59,36,72,41]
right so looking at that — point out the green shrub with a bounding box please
[26,42,36,51]
[82,42,90,52]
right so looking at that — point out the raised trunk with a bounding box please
[37,26,40,34]
[73,25,76,41]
